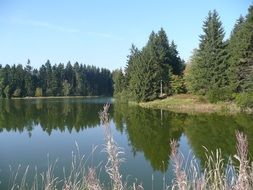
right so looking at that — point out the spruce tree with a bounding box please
[190,10,228,97]
[169,40,184,75]
[124,44,141,87]
[112,69,125,98]
[121,29,183,101]
[228,6,253,93]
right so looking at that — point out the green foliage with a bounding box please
[206,86,232,103]
[227,6,253,93]
[169,41,185,75]
[112,69,125,98]
[24,59,35,96]
[197,95,209,103]
[115,28,184,102]
[186,8,253,104]
[0,60,113,98]
[185,50,207,95]
[35,87,43,97]
[186,10,228,97]
[170,75,186,94]
[235,92,253,110]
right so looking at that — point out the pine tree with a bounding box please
[24,59,35,96]
[120,29,183,101]
[125,44,141,87]
[112,69,125,98]
[188,10,228,97]
[185,49,206,94]
[142,29,171,97]
[169,41,185,75]
[228,6,253,93]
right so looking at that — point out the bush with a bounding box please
[198,95,208,103]
[235,92,253,110]
[170,75,187,94]
[207,87,232,103]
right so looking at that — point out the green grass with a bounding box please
[139,94,240,115]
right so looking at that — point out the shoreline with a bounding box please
[138,94,246,115]
[9,95,102,100]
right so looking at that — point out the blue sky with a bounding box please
[0,0,251,70]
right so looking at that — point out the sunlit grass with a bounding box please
[139,94,240,115]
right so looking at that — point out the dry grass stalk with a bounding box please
[100,103,124,190]
[133,182,144,190]
[8,165,30,190]
[41,157,60,190]
[186,157,206,190]
[170,140,187,190]
[204,148,226,190]
[233,131,250,190]
[62,143,102,190]
[84,167,102,190]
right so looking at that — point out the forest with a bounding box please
[0,5,252,104]
[0,60,113,98]
[113,5,253,107]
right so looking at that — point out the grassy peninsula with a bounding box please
[139,94,241,115]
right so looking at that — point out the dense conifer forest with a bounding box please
[0,60,113,98]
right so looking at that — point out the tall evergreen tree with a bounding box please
[185,49,202,93]
[24,59,35,96]
[124,44,141,87]
[188,10,228,96]
[169,41,185,75]
[112,69,125,98]
[228,6,253,93]
[119,29,183,102]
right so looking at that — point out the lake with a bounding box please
[0,97,253,189]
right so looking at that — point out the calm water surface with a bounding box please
[0,97,253,189]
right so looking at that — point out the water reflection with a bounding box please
[184,114,253,165]
[0,98,111,136]
[0,98,253,173]
[112,102,253,169]
[113,103,184,171]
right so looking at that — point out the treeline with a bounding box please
[0,60,113,98]
[185,6,253,104]
[113,28,185,102]
[113,5,253,106]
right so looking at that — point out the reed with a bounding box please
[100,103,124,190]
[170,130,253,190]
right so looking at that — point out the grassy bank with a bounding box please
[139,94,241,115]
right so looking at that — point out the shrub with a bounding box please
[235,92,253,110]
[170,75,187,94]
[207,87,232,103]
[198,95,208,103]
